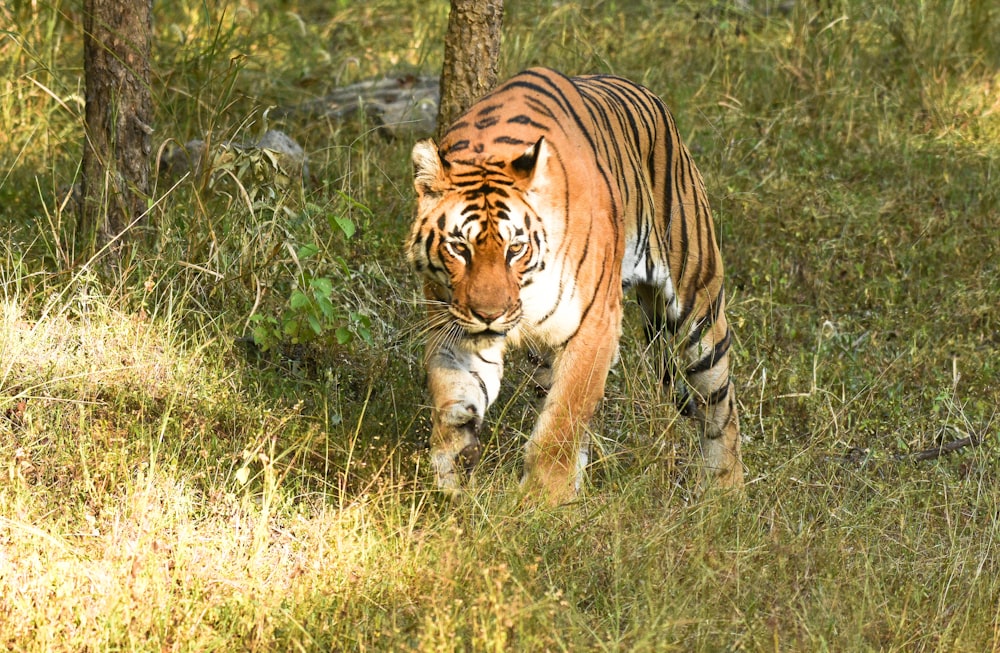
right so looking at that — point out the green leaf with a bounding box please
[289,290,310,310]
[307,314,323,335]
[334,189,374,218]
[316,296,337,320]
[334,256,351,276]
[251,325,273,349]
[335,326,352,344]
[297,243,320,259]
[330,215,356,238]
[310,276,334,298]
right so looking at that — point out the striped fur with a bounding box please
[407,67,743,503]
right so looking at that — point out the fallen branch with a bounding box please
[275,74,440,137]
[908,432,983,462]
[823,428,989,467]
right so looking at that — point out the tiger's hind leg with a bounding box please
[637,284,744,492]
[676,286,744,490]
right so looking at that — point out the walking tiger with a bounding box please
[406,67,744,503]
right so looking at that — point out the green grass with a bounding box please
[2,0,999,650]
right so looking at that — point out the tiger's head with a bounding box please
[406,136,553,341]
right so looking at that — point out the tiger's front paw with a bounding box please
[430,402,483,495]
[520,466,578,506]
[520,440,587,506]
[431,442,482,494]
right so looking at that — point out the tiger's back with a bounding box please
[408,67,742,502]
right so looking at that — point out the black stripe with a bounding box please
[475,351,501,367]
[469,370,489,404]
[494,136,529,146]
[704,382,730,407]
[446,139,470,154]
[686,286,725,347]
[523,94,556,119]
[685,328,731,376]
[507,114,549,131]
[476,103,503,116]
[424,231,437,266]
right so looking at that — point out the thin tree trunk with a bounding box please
[436,0,504,140]
[79,0,153,259]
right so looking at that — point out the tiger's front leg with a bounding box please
[522,302,622,504]
[425,336,505,494]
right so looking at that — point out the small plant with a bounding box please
[248,204,372,351]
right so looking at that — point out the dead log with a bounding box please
[823,427,989,467]
[908,432,984,462]
[275,74,439,138]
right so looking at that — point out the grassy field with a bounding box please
[2,0,999,650]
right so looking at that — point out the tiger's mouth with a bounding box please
[451,303,522,338]
[459,321,512,339]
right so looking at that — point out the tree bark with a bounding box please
[79,0,153,259]
[436,0,504,140]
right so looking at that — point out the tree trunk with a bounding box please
[436,0,504,140]
[79,0,153,259]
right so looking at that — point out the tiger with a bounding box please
[406,67,744,504]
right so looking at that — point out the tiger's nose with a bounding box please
[471,307,504,324]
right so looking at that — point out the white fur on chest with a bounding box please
[514,267,582,347]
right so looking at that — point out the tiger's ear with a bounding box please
[412,139,447,199]
[510,137,549,188]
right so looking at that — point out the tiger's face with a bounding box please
[407,138,549,341]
